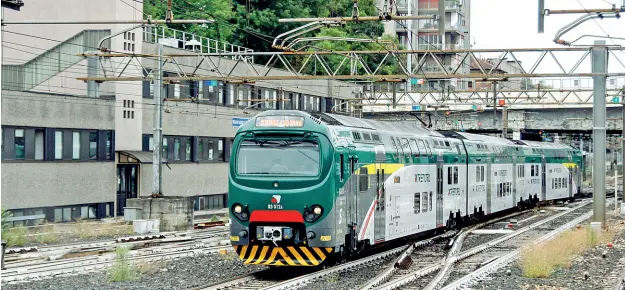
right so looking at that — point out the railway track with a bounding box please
[2,227,230,283]
[361,200,593,290]
[196,231,458,290]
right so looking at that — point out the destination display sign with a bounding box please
[255,116,305,128]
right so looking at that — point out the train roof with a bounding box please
[309,112,443,137]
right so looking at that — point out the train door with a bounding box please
[436,154,444,228]
[486,154,492,214]
[541,155,547,201]
[374,164,385,243]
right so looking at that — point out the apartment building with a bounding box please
[382,0,471,90]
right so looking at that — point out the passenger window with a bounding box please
[417,140,426,155]
[359,167,369,191]
[447,167,452,184]
[390,137,399,157]
[396,137,405,157]
[414,193,421,213]
[340,154,344,182]
[429,192,433,211]
[453,166,459,184]
[422,192,428,212]
[402,138,412,158]
[410,139,420,157]
[481,166,485,181]
[423,141,432,155]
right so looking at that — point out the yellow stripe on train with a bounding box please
[233,245,334,266]
[357,163,405,175]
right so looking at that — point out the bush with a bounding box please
[5,226,29,247]
[107,247,137,282]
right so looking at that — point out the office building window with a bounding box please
[72,132,81,159]
[149,136,154,151]
[106,131,112,160]
[89,132,98,160]
[174,138,180,160]
[14,129,25,159]
[163,138,168,159]
[198,140,203,161]
[185,137,192,160]
[55,131,63,159]
[35,130,44,160]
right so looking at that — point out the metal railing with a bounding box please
[142,26,254,63]
[2,30,110,91]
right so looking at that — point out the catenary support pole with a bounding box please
[591,40,607,227]
[152,44,164,196]
[493,81,497,128]
[502,106,507,138]
[622,87,625,212]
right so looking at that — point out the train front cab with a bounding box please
[228,113,339,266]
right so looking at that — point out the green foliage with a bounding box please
[143,0,400,72]
[1,209,12,239]
[5,227,28,247]
[107,247,137,282]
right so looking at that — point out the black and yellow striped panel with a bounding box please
[233,245,333,266]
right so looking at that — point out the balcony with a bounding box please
[418,0,463,13]
[418,20,464,34]
[396,0,409,12]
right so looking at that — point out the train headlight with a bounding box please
[231,203,249,222]
[304,205,323,223]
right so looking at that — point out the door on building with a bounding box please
[117,164,138,215]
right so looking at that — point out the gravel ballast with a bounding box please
[467,217,625,290]
[2,252,266,290]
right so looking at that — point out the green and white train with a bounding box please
[228,110,583,266]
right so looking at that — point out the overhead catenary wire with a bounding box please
[573,0,625,67]
[2,31,351,97]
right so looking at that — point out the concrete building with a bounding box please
[1,0,362,226]
[381,0,471,90]
[469,58,525,90]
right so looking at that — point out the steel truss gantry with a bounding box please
[79,46,625,108]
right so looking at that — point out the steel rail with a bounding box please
[2,244,231,283]
[374,201,590,290]
[358,232,458,290]
[440,201,606,290]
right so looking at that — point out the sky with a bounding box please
[469,0,625,74]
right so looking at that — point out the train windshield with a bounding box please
[237,139,320,176]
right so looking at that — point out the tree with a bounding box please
[143,0,401,74]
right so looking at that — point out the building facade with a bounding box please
[1,0,362,226]
[381,0,471,90]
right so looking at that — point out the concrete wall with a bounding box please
[1,162,115,209]
[139,163,230,197]
[392,107,625,131]
[142,101,251,137]
[1,90,115,129]
[1,0,126,64]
